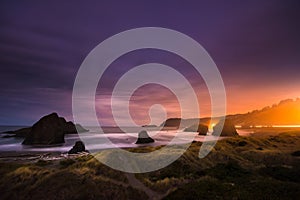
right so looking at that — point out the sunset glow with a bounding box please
[272,125,300,128]
[0,1,299,127]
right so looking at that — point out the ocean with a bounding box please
[0,126,226,153]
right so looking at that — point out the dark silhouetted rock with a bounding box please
[161,118,182,128]
[160,118,210,130]
[212,119,239,136]
[184,124,208,135]
[63,121,88,134]
[142,124,157,128]
[22,113,65,145]
[68,141,88,154]
[74,124,89,133]
[6,113,89,145]
[21,113,88,145]
[135,130,155,144]
[3,127,31,137]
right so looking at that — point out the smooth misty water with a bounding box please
[0,126,231,152]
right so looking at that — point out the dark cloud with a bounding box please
[0,0,299,125]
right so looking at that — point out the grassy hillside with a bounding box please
[162,98,300,128]
[228,98,300,126]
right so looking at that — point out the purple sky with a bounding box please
[0,0,300,125]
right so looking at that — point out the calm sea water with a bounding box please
[0,126,250,153]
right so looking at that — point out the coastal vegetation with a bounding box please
[1,130,299,200]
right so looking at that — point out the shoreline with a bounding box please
[0,151,90,163]
[0,127,299,163]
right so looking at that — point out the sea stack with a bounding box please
[22,113,65,145]
[212,119,238,136]
[135,130,155,144]
[184,124,209,135]
[68,141,88,154]
[22,113,88,145]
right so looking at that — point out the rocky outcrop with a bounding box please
[159,98,300,128]
[160,118,182,128]
[3,127,32,137]
[22,113,88,145]
[135,130,155,144]
[62,121,88,134]
[22,113,65,145]
[160,118,211,129]
[212,119,238,136]
[184,124,208,135]
[142,124,157,128]
[68,141,88,154]
[4,113,88,141]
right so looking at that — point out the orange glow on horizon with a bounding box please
[272,125,300,128]
[235,125,300,128]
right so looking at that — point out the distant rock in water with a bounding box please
[160,118,209,129]
[161,118,182,128]
[135,130,155,144]
[68,141,88,154]
[142,124,157,128]
[62,120,89,134]
[3,127,32,137]
[22,113,88,145]
[212,119,238,136]
[184,124,208,135]
[75,124,89,133]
